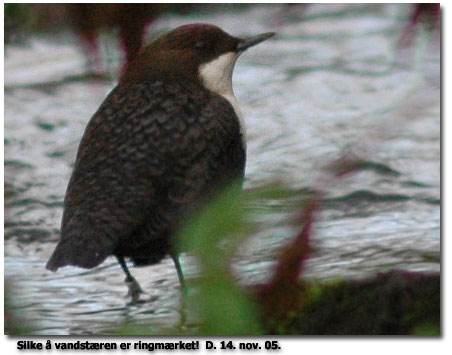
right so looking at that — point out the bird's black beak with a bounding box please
[237,32,276,52]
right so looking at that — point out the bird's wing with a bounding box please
[46,79,244,270]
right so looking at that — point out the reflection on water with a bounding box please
[4,4,440,334]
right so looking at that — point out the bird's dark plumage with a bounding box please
[46,24,274,304]
[46,78,245,271]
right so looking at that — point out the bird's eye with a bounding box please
[195,40,204,49]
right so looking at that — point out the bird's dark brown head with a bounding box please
[121,23,275,90]
[151,24,240,62]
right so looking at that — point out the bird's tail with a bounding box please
[46,238,109,271]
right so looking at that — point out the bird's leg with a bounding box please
[116,255,144,303]
[171,254,188,325]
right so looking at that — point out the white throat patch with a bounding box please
[199,52,246,139]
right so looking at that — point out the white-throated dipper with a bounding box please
[46,24,275,302]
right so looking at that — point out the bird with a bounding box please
[46,23,275,303]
